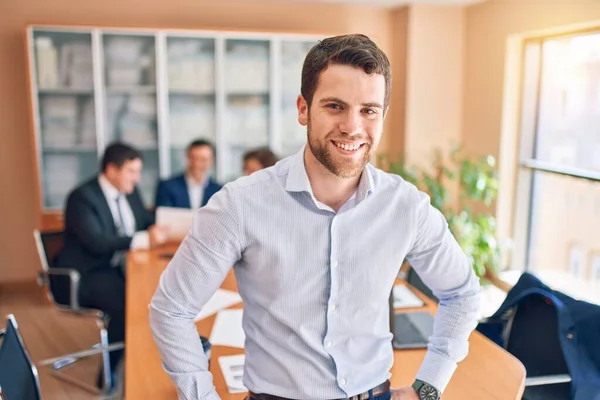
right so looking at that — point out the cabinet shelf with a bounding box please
[106,86,157,95]
[169,89,215,96]
[42,146,97,153]
[27,24,320,229]
[38,87,94,95]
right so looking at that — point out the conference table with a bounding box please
[125,243,525,400]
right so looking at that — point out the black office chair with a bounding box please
[476,274,578,399]
[33,229,123,396]
[503,293,572,399]
[0,314,42,400]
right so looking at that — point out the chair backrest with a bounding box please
[33,229,63,272]
[0,314,42,400]
[506,293,571,400]
[33,229,70,306]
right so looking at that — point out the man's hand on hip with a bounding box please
[391,387,419,400]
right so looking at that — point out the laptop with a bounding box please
[389,288,434,350]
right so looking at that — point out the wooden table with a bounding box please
[125,245,525,400]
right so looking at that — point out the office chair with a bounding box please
[477,274,579,400]
[33,229,123,396]
[0,314,42,400]
[502,293,572,400]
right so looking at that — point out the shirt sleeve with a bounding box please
[405,188,482,393]
[149,185,242,400]
[130,231,149,250]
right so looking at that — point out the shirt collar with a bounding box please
[98,174,122,200]
[284,145,375,202]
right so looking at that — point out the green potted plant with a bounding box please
[379,146,501,278]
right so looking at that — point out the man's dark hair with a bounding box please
[243,147,279,169]
[101,142,142,172]
[301,33,391,110]
[187,139,215,155]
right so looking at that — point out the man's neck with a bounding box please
[186,172,206,185]
[100,174,122,194]
[303,148,361,212]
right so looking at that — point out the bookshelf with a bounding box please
[26,25,321,230]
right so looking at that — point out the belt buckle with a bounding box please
[349,392,369,400]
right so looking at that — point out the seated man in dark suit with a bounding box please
[55,142,168,389]
[155,139,222,209]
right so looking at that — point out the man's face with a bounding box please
[107,158,142,194]
[187,145,214,178]
[297,64,386,178]
[244,157,264,176]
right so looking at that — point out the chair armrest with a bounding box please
[38,268,81,310]
[525,374,572,386]
[36,342,125,367]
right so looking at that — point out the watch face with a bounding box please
[419,384,439,400]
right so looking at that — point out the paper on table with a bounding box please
[156,206,195,240]
[393,285,425,308]
[195,289,242,321]
[218,354,247,393]
[209,309,245,349]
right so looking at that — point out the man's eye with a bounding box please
[363,108,377,115]
[328,104,342,110]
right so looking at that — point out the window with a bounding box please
[514,30,600,294]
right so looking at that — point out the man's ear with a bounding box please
[297,94,308,126]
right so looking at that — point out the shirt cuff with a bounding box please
[162,361,221,400]
[415,350,458,393]
[130,231,150,250]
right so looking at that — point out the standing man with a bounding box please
[56,142,168,390]
[155,139,222,209]
[150,34,481,400]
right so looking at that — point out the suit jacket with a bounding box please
[154,174,222,209]
[55,178,154,275]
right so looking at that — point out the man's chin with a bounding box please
[328,162,366,179]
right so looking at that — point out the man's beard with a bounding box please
[306,119,372,179]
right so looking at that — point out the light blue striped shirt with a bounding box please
[149,146,482,400]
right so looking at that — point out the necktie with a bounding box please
[115,195,127,236]
[113,195,127,271]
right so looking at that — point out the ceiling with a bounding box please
[275,0,485,7]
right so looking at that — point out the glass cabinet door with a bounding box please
[280,40,316,157]
[103,33,159,205]
[32,29,98,210]
[166,36,216,176]
[223,39,270,181]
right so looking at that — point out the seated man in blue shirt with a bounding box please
[155,139,222,209]
[150,34,481,400]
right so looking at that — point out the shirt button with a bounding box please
[326,341,334,348]
[331,260,338,268]
[330,304,337,311]
[340,378,346,386]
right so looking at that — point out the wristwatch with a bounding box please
[412,379,440,400]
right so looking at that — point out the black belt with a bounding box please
[249,380,391,400]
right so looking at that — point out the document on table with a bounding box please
[194,289,242,321]
[218,354,247,393]
[393,285,425,308]
[155,206,195,241]
[209,309,245,348]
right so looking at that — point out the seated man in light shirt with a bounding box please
[150,34,481,400]
[55,142,168,391]
[155,139,222,209]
